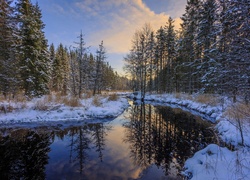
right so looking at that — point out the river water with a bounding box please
[0,102,218,179]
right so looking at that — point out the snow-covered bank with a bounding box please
[135,93,250,147]
[0,95,129,125]
[182,144,250,180]
[144,94,222,123]
[138,93,250,179]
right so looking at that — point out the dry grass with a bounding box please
[108,93,119,101]
[174,93,193,101]
[62,96,81,107]
[225,102,250,122]
[34,93,82,110]
[92,96,102,107]
[194,94,220,106]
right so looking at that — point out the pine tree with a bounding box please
[217,0,250,101]
[68,48,78,96]
[155,26,166,92]
[195,0,219,93]
[0,0,19,98]
[179,0,201,93]
[52,44,69,95]
[76,31,87,97]
[48,43,55,91]
[164,17,177,93]
[16,0,49,97]
[93,41,106,95]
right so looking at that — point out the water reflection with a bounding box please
[123,103,217,178]
[0,103,218,179]
[0,129,51,179]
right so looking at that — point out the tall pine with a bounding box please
[0,0,19,98]
[16,0,49,97]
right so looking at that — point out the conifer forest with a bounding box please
[0,0,129,99]
[0,0,249,101]
[124,0,250,102]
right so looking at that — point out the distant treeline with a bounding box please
[0,0,130,99]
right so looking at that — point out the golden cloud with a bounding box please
[82,0,184,54]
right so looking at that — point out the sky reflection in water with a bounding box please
[0,103,217,179]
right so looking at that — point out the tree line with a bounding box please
[0,0,129,99]
[124,0,250,102]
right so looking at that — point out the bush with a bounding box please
[62,96,81,107]
[108,93,118,101]
[92,96,102,107]
[34,99,50,111]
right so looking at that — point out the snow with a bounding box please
[131,93,223,122]
[1,92,250,179]
[135,93,250,147]
[138,93,250,180]
[182,144,250,180]
[0,95,129,125]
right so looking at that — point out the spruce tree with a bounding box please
[179,0,201,93]
[93,41,106,95]
[195,0,219,93]
[52,44,69,95]
[16,0,49,97]
[164,17,176,93]
[0,0,19,98]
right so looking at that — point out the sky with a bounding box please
[31,0,187,75]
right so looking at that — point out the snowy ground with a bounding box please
[0,94,129,125]
[182,144,250,180]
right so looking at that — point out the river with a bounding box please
[0,101,218,179]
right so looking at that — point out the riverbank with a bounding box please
[1,92,250,179]
[139,93,250,180]
[138,93,250,147]
[0,94,129,125]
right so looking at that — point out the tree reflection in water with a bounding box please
[67,123,107,173]
[123,103,217,178]
[0,122,109,179]
[0,129,51,179]
[0,104,218,179]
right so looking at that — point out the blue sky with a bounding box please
[31,0,187,75]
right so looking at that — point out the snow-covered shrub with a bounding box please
[34,99,50,111]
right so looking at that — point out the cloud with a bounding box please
[75,0,183,54]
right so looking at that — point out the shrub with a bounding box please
[62,96,81,107]
[108,93,118,101]
[34,99,49,111]
[92,96,102,107]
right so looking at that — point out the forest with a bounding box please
[0,0,249,102]
[0,0,130,99]
[124,0,250,102]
